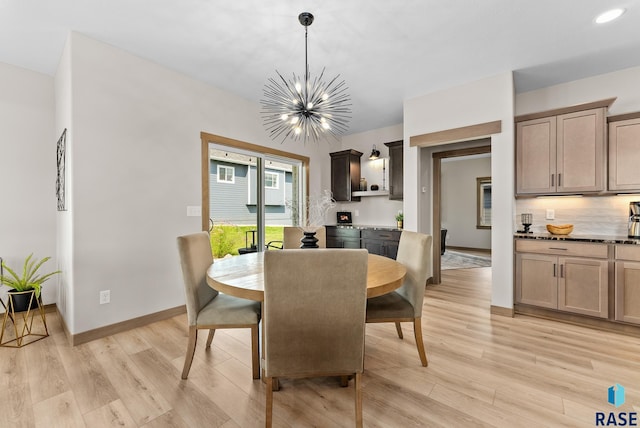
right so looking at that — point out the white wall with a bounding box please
[335,124,403,226]
[515,65,640,237]
[0,62,57,307]
[404,72,515,309]
[441,156,491,249]
[61,33,329,334]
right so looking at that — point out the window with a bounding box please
[217,165,235,183]
[264,171,279,189]
[476,176,491,229]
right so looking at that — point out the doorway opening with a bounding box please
[432,143,491,283]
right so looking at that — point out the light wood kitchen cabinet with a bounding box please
[384,140,403,200]
[614,245,640,325]
[330,149,362,202]
[515,252,558,309]
[608,115,640,191]
[515,239,608,318]
[516,116,556,194]
[516,107,606,195]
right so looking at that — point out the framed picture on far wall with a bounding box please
[56,128,67,211]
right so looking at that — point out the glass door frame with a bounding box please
[200,132,310,251]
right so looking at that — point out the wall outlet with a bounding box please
[546,209,555,220]
[354,209,359,217]
[99,290,110,305]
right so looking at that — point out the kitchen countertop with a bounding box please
[327,224,401,231]
[514,232,640,245]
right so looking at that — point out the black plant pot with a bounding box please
[8,289,39,313]
[300,231,319,248]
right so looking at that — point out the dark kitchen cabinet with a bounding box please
[330,149,362,202]
[326,226,361,248]
[384,140,403,200]
[326,226,401,259]
[361,229,402,259]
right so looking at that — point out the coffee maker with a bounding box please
[629,202,640,238]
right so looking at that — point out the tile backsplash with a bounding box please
[515,194,640,236]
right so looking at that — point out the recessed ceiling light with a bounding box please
[595,8,625,24]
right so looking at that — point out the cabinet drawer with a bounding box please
[615,245,640,262]
[326,227,360,238]
[515,239,608,258]
[361,229,401,241]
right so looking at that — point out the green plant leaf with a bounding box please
[1,254,60,297]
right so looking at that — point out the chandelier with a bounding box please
[261,12,351,143]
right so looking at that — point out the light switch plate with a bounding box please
[187,206,201,217]
[546,209,555,220]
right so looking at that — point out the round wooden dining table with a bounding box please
[206,251,406,301]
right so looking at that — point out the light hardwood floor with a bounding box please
[2,267,639,427]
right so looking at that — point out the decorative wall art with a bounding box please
[56,129,67,211]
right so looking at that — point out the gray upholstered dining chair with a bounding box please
[263,249,368,428]
[282,226,326,249]
[365,231,432,366]
[176,232,261,380]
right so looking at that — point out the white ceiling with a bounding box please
[2,0,639,134]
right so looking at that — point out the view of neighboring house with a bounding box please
[209,150,296,226]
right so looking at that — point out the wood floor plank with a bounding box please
[55,341,119,414]
[23,331,70,404]
[0,345,35,427]
[32,390,84,428]
[130,347,232,427]
[140,410,191,428]
[188,361,267,428]
[81,399,138,428]
[87,337,172,425]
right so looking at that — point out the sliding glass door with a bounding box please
[202,133,308,258]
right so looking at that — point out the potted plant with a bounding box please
[395,212,404,229]
[1,254,60,313]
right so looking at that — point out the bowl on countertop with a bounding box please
[546,224,573,235]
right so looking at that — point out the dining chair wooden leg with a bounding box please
[395,321,403,339]
[355,372,363,428]
[413,317,428,367]
[340,375,349,387]
[205,329,215,349]
[265,377,274,428]
[182,326,198,379]
[251,324,260,379]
